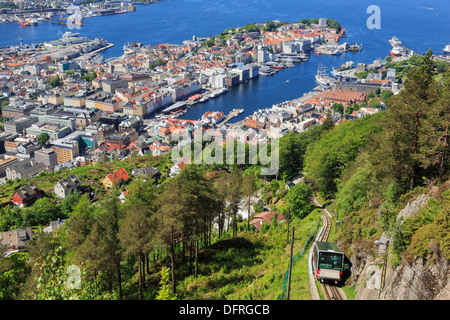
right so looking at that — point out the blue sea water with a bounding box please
[1,0,448,122]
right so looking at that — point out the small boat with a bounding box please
[273,64,285,69]
[286,80,290,83]
[330,67,342,78]
[331,50,343,55]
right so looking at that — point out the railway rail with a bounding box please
[312,198,345,301]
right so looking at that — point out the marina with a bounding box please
[0,0,447,124]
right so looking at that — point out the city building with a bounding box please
[0,155,18,177]
[6,159,46,180]
[4,116,38,135]
[53,175,82,198]
[35,148,58,167]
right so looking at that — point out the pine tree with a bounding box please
[242,172,256,231]
[375,49,440,189]
[420,71,450,178]
[227,168,242,237]
[322,109,334,132]
[118,178,157,300]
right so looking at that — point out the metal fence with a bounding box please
[277,218,321,300]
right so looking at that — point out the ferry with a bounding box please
[330,67,342,79]
[390,46,404,57]
[331,49,343,55]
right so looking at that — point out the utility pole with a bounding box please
[286,226,295,300]
[286,205,290,245]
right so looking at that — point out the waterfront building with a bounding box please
[225,73,240,87]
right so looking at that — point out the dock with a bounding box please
[388,37,417,57]
[222,108,244,124]
[85,43,115,58]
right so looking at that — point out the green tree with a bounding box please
[155,266,177,300]
[118,178,157,300]
[304,114,381,197]
[380,90,394,102]
[331,103,344,114]
[37,132,50,147]
[227,168,242,238]
[0,252,30,299]
[419,71,450,179]
[49,75,62,88]
[242,172,256,231]
[373,49,439,190]
[287,183,314,219]
[156,58,166,66]
[321,109,334,132]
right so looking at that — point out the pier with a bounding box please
[222,108,244,124]
[388,37,417,57]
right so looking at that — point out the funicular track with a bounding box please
[312,198,344,300]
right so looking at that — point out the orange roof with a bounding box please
[105,168,129,184]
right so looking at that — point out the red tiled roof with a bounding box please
[105,167,129,184]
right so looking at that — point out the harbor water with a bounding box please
[1,0,448,122]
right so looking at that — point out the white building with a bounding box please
[319,18,327,28]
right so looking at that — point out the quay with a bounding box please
[388,37,418,57]
[221,108,244,124]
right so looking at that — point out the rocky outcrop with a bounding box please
[396,193,430,222]
[353,192,450,300]
[380,248,450,300]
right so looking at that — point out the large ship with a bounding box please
[17,9,37,26]
[51,13,83,26]
[315,63,330,86]
[390,46,405,57]
[444,44,450,55]
[58,30,80,39]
